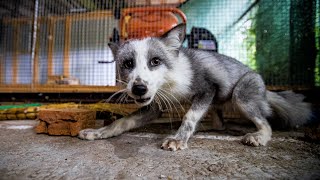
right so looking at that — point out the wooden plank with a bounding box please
[3,18,32,24]
[32,20,41,85]
[0,84,121,93]
[49,11,113,21]
[0,55,3,85]
[0,26,6,85]
[63,17,71,77]
[47,18,55,78]
[69,11,112,18]
[12,23,19,84]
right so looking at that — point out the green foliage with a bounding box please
[315,0,320,87]
[243,15,257,71]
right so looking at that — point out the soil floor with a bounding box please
[0,120,320,179]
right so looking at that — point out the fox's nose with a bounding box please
[132,85,148,96]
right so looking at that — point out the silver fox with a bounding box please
[79,24,311,151]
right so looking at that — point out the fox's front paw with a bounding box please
[78,129,101,140]
[161,138,187,151]
[241,131,271,146]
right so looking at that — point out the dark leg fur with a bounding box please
[211,108,225,130]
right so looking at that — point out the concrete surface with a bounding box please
[0,120,320,179]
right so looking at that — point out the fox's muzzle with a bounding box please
[132,84,148,96]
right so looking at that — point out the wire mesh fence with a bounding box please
[0,0,319,93]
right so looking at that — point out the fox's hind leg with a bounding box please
[211,108,225,130]
[232,72,272,146]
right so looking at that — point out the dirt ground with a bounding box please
[0,120,320,179]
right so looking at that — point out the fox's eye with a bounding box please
[150,57,162,67]
[123,59,134,69]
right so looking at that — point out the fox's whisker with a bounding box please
[106,89,127,103]
[159,88,185,113]
[158,90,182,120]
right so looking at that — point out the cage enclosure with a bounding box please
[0,0,319,100]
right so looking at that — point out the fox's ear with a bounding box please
[108,42,119,57]
[160,23,186,51]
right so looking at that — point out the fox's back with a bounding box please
[180,48,252,101]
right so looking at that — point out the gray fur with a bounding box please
[182,49,251,101]
[147,39,174,70]
[79,23,312,150]
[267,91,311,128]
[78,104,161,140]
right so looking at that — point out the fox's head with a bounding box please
[108,24,189,107]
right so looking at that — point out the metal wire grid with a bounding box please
[0,0,318,92]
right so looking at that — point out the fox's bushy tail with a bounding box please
[267,91,312,129]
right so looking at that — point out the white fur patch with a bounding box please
[127,38,193,106]
[185,107,208,123]
[126,39,168,102]
[126,39,149,95]
[164,53,193,98]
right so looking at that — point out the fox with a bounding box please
[79,23,311,151]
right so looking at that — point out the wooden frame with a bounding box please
[0,84,121,93]
[0,56,2,85]
[12,23,19,84]
[0,56,2,84]
[63,17,71,77]
[0,24,6,85]
[32,19,41,85]
[47,18,55,77]
[1,11,119,93]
